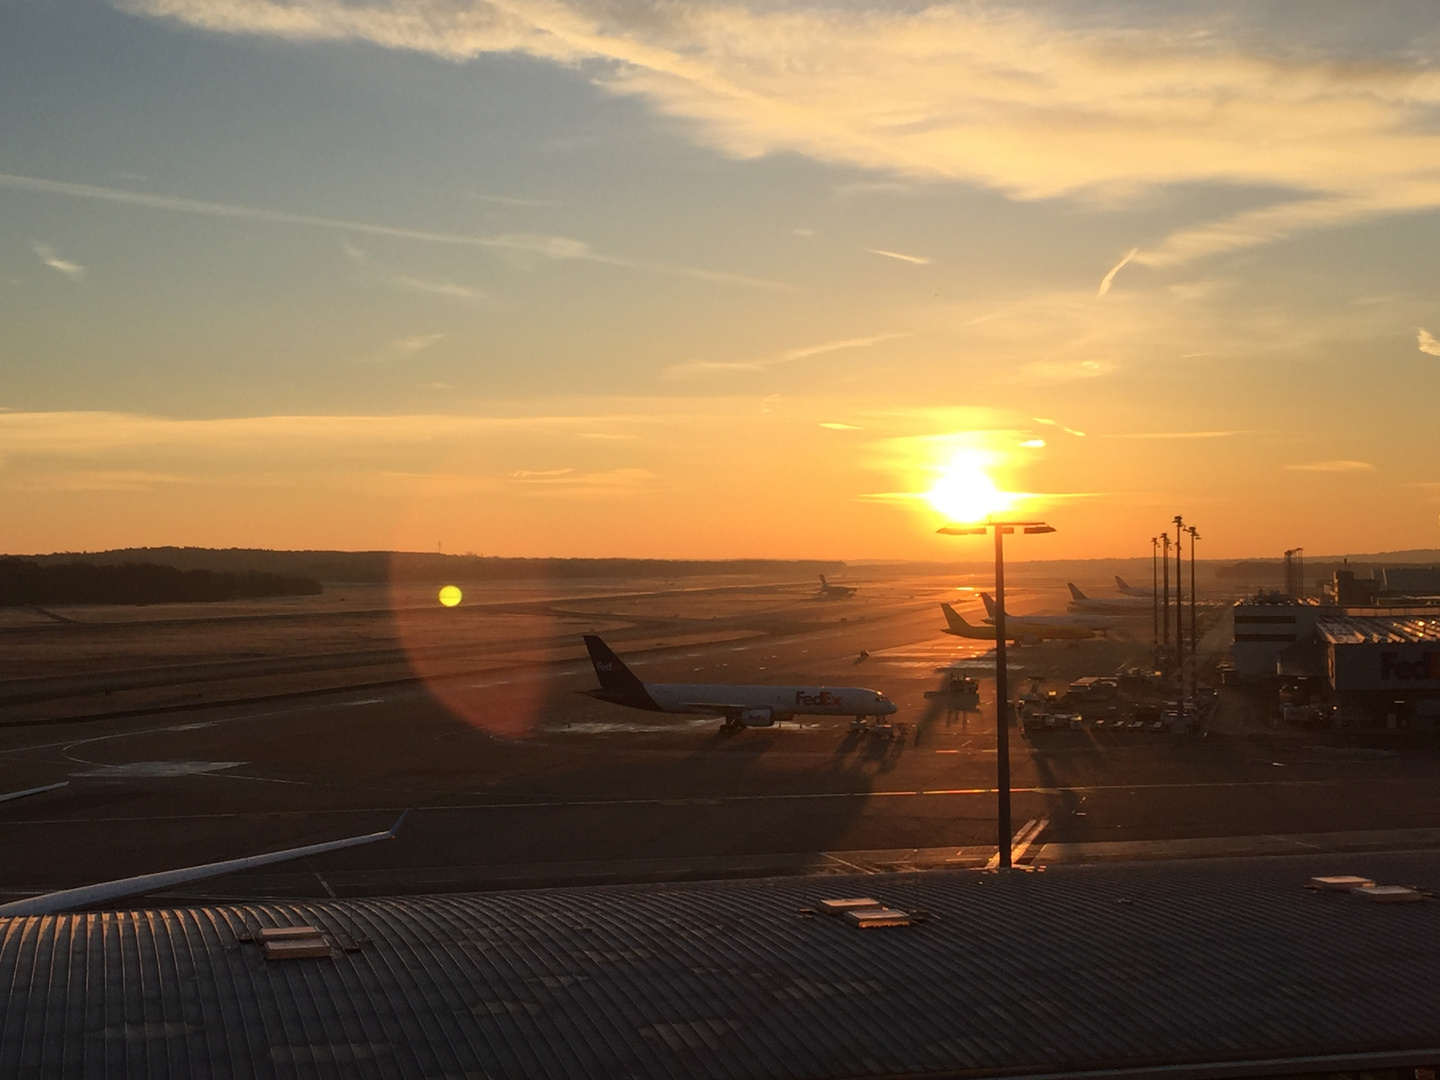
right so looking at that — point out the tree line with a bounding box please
[0,558,322,606]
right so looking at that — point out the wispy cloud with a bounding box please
[1285,460,1375,473]
[389,275,488,303]
[1096,248,1137,298]
[465,190,559,208]
[1,469,190,492]
[1017,359,1116,383]
[1031,418,1085,437]
[115,1,1440,264]
[1104,430,1247,440]
[388,333,445,359]
[343,242,488,304]
[31,242,85,281]
[867,248,931,265]
[508,466,657,498]
[1419,329,1440,357]
[663,331,907,380]
[819,422,863,430]
[0,172,788,290]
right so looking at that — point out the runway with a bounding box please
[0,572,1437,903]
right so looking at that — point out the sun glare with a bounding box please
[924,451,1014,524]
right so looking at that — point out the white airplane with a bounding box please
[1067,583,1153,614]
[582,635,896,731]
[940,603,1091,645]
[1115,575,1155,598]
[980,592,1115,634]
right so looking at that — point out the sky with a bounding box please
[3,0,1440,560]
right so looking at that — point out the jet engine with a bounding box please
[740,708,775,727]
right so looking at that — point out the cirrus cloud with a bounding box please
[115,0,1440,266]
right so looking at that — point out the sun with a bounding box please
[438,584,463,607]
[924,451,1014,523]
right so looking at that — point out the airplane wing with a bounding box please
[0,812,408,917]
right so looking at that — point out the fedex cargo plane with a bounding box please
[581,635,896,731]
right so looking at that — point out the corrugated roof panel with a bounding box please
[3,855,1440,1078]
[1319,616,1440,644]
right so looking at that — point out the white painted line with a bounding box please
[985,817,1048,869]
[1012,816,1050,863]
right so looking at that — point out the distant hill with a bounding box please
[0,558,322,607]
[10,548,846,585]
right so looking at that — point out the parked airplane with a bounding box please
[581,635,894,730]
[1067,583,1153,614]
[940,602,1092,645]
[980,592,1115,635]
[1115,575,1155,598]
[815,574,857,599]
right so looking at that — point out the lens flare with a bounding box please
[924,450,1014,523]
[438,584,463,607]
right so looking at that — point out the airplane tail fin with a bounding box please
[819,574,828,586]
[941,602,972,632]
[980,592,997,618]
[1068,583,1088,601]
[1115,575,1130,591]
[583,635,647,696]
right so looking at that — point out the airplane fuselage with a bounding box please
[644,683,891,722]
[583,635,895,727]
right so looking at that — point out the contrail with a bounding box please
[1096,247,1139,297]
[0,172,790,291]
[867,248,932,265]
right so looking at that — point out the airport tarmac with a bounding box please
[0,572,1437,905]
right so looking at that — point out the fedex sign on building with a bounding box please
[1328,641,1440,692]
[1379,651,1440,682]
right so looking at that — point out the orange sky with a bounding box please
[3,2,1438,560]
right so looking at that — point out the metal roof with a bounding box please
[1319,616,1440,644]
[3,852,1440,1079]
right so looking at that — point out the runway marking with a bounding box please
[986,817,1048,869]
[1012,816,1049,862]
[2,776,1436,827]
[923,789,988,795]
[934,750,960,754]
[821,852,874,874]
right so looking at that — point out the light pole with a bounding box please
[1161,532,1171,659]
[937,519,1055,869]
[1173,515,1185,684]
[1151,536,1160,667]
[1187,525,1200,674]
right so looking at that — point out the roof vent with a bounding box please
[1308,875,1374,891]
[815,897,918,928]
[817,898,882,916]
[1352,885,1426,904]
[256,925,333,960]
[846,907,914,929]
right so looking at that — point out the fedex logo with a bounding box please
[1379,651,1440,681]
[795,690,841,706]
